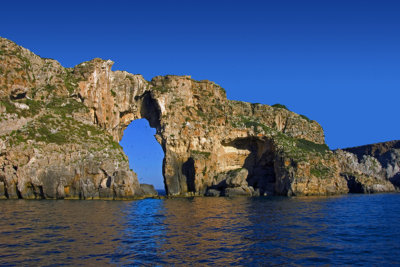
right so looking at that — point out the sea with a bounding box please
[0,193,399,266]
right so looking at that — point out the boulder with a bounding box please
[224,186,252,197]
[342,173,396,193]
[140,184,158,197]
[205,189,221,197]
[225,168,249,187]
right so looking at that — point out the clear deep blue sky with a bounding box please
[1,0,399,188]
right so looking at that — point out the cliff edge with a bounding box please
[0,37,398,199]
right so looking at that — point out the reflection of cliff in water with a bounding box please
[243,197,331,264]
[158,197,334,265]
[159,197,253,265]
[0,200,127,265]
[2,195,400,266]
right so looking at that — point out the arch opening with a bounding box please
[119,118,165,193]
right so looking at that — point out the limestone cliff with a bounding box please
[0,37,397,199]
[335,141,400,193]
[0,38,143,199]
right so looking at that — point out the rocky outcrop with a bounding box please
[0,37,398,200]
[335,141,400,193]
[0,38,145,199]
[140,184,158,197]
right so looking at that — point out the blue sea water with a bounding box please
[0,194,400,266]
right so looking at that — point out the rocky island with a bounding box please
[0,37,399,199]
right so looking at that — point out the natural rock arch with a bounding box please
[119,118,165,191]
[76,58,340,197]
[1,37,364,200]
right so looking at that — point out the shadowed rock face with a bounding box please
[335,141,400,192]
[0,37,397,199]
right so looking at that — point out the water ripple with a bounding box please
[0,194,400,265]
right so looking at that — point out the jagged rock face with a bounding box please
[79,59,346,196]
[1,37,396,199]
[335,141,400,192]
[140,184,158,197]
[0,38,145,199]
[65,42,338,197]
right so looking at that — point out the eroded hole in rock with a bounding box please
[120,119,165,192]
[10,88,27,100]
[390,173,400,188]
[225,138,277,196]
[140,92,161,129]
[182,158,196,193]
[342,174,363,193]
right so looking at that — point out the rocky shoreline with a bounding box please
[0,37,398,200]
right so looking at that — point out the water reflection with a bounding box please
[113,199,167,265]
[158,197,253,265]
[1,194,400,266]
[242,197,333,265]
[0,200,129,265]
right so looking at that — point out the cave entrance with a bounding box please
[119,119,165,193]
[228,138,277,195]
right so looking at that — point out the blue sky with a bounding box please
[1,0,399,188]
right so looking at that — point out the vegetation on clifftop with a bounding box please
[229,114,330,163]
[272,103,289,110]
[2,92,125,161]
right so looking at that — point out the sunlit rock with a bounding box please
[0,37,398,199]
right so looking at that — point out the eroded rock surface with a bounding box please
[0,37,398,199]
[140,184,158,197]
[336,141,400,193]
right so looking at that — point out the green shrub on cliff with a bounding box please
[46,97,88,117]
[36,126,68,145]
[296,139,330,154]
[1,98,42,117]
[1,98,17,114]
[64,70,81,95]
[272,103,289,110]
[310,164,332,178]
[231,115,274,135]
[299,114,312,122]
